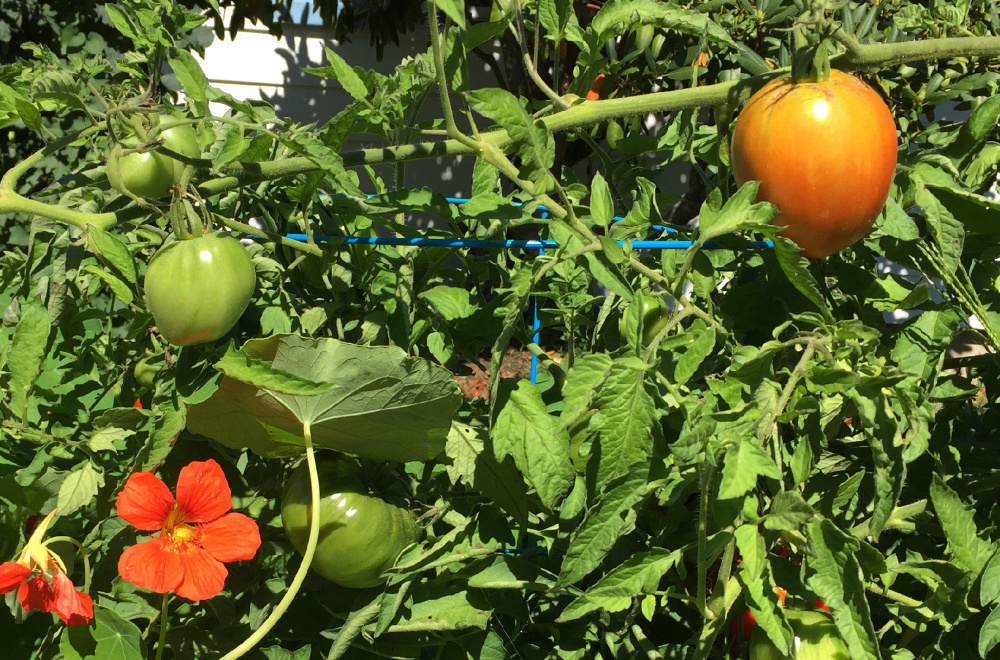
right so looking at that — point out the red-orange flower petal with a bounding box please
[118,537,184,594]
[174,547,227,601]
[117,472,175,531]
[199,513,261,563]
[0,562,31,593]
[50,571,94,626]
[175,460,232,524]
[18,575,54,613]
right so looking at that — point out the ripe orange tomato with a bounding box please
[731,69,897,258]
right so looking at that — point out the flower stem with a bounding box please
[43,536,91,593]
[154,593,170,660]
[218,422,321,660]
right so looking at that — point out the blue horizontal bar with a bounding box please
[279,234,774,250]
[266,196,774,249]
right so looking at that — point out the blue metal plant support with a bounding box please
[282,196,775,384]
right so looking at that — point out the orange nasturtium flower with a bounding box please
[117,459,261,601]
[0,510,94,626]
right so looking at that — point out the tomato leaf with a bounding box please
[307,47,370,102]
[558,548,683,621]
[444,422,529,527]
[930,474,996,576]
[434,0,467,30]
[559,353,613,429]
[717,436,780,501]
[557,465,652,588]
[917,187,965,274]
[55,462,102,516]
[979,606,1000,659]
[590,0,737,49]
[805,519,883,660]
[166,49,209,117]
[8,300,50,424]
[493,380,575,511]
[981,552,1000,606]
[591,359,659,486]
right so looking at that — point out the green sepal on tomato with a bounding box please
[749,609,849,660]
[107,122,200,198]
[143,232,256,346]
[280,453,421,589]
[731,69,897,258]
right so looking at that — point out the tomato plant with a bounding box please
[749,609,850,660]
[143,232,256,346]
[731,69,898,258]
[3,0,1000,658]
[280,453,420,589]
[107,122,199,198]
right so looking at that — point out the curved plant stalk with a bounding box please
[218,421,321,660]
[43,535,91,593]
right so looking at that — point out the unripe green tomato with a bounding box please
[620,293,669,346]
[133,353,165,388]
[143,233,256,346]
[107,121,200,198]
[280,453,421,589]
[107,146,175,198]
[158,124,200,181]
[749,610,850,660]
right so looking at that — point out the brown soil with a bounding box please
[453,348,536,401]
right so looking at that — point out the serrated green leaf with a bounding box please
[420,285,477,320]
[805,519,882,660]
[930,474,996,576]
[591,359,659,485]
[558,548,682,621]
[916,187,964,274]
[979,606,1000,658]
[674,325,716,385]
[494,380,575,510]
[981,552,1000,606]
[434,0,467,29]
[167,49,209,116]
[308,47,369,102]
[57,463,102,516]
[590,171,613,227]
[718,436,780,500]
[82,265,133,304]
[557,467,651,587]
[9,300,50,423]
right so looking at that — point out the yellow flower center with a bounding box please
[160,507,199,551]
